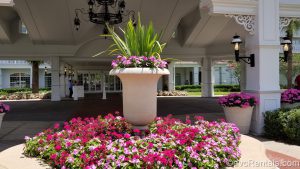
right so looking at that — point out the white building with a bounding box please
[0,60,239,90]
[1,0,300,134]
[0,60,51,89]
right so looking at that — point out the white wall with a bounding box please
[1,69,31,89]
[0,68,48,89]
[174,63,238,86]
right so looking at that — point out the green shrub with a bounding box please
[283,109,300,142]
[264,107,300,143]
[175,85,201,90]
[264,109,287,139]
[0,91,8,96]
[0,88,50,94]
[186,88,200,92]
[175,84,240,92]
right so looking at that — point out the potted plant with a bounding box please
[105,17,170,128]
[281,89,300,109]
[0,102,10,128]
[218,93,258,134]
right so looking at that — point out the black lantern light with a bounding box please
[280,37,292,62]
[64,67,67,76]
[74,0,135,35]
[231,35,255,67]
[45,66,48,75]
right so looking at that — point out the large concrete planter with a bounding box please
[223,106,254,134]
[109,68,170,128]
[281,102,300,109]
[0,113,5,128]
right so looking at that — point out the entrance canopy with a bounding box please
[1,0,300,134]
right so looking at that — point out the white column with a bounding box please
[193,66,199,85]
[168,62,175,91]
[59,63,66,98]
[102,73,106,100]
[0,69,2,89]
[240,62,246,91]
[51,56,61,101]
[30,66,33,88]
[244,0,280,134]
[201,57,214,97]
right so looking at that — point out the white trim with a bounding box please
[0,0,14,6]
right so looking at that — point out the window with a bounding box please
[10,73,30,88]
[19,21,28,34]
[45,73,51,89]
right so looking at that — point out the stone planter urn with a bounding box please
[110,68,170,129]
[223,106,254,134]
[0,113,5,128]
[281,102,300,109]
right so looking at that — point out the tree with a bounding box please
[280,54,300,88]
[286,20,300,88]
[227,61,241,87]
[28,61,43,93]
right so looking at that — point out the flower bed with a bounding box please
[24,114,241,169]
[157,90,187,96]
[0,91,51,100]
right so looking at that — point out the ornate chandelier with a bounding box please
[74,0,135,34]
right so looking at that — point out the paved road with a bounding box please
[0,94,225,151]
[2,94,224,121]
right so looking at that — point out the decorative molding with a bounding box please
[225,14,255,35]
[279,17,300,31]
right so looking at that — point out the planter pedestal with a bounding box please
[223,107,254,134]
[0,113,5,128]
[110,68,170,128]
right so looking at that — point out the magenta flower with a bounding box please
[281,89,300,104]
[24,114,241,169]
[0,102,10,113]
[111,55,168,69]
[218,92,258,108]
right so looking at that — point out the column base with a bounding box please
[243,90,281,135]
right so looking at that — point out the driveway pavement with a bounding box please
[0,94,224,151]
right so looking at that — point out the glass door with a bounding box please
[89,73,101,92]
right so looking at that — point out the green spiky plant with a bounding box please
[103,15,166,59]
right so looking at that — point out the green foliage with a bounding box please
[0,88,50,95]
[175,84,240,92]
[103,14,166,58]
[283,109,300,142]
[264,109,288,139]
[280,54,300,81]
[264,107,300,143]
[226,62,241,86]
[286,20,300,37]
[26,60,44,65]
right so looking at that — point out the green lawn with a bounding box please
[187,91,232,96]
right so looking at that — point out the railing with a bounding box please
[0,60,28,64]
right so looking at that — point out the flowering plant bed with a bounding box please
[24,114,241,169]
[157,90,188,96]
[0,91,51,100]
[218,93,258,108]
[281,88,300,104]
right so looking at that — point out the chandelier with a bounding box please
[74,0,135,34]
